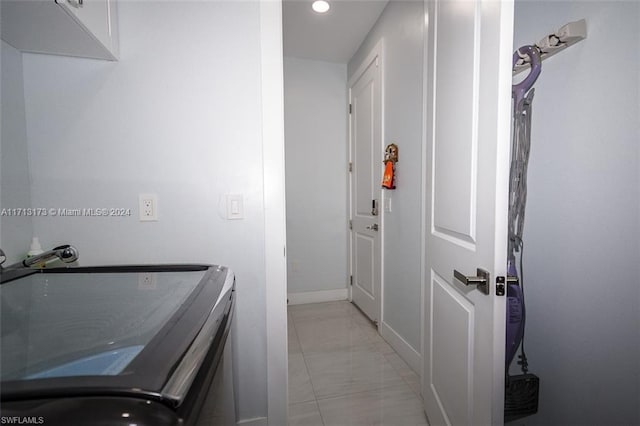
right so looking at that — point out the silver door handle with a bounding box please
[453,268,490,295]
[366,224,379,231]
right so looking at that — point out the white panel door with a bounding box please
[422,0,512,424]
[350,48,382,324]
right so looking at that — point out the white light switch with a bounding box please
[226,194,244,219]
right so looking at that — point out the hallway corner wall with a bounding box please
[284,57,349,298]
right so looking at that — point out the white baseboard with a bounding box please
[287,288,349,305]
[380,321,422,375]
[237,416,268,426]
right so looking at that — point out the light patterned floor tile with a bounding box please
[295,316,371,355]
[288,352,316,404]
[406,373,422,397]
[351,307,376,328]
[289,300,358,323]
[317,383,428,426]
[288,320,302,354]
[287,301,428,425]
[289,334,302,354]
[305,344,405,399]
[289,400,324,426]
[369,338,396,355]
[385,352,416,378]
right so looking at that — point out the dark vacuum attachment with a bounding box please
[505,373,540,422]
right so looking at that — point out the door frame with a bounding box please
[260,1,288,424]
[347,39,384,323]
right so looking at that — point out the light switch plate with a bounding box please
[226,194,244,220]
[385,196,392,212]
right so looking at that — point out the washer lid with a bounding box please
[1,264,228,404]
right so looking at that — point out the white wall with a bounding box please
[19,2,271,421]
[284,56,348,296]
[512,2,639,424]
[348,1,424,361]
[1,41,33,265]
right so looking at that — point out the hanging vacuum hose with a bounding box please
[505,45,542,423]
[509,45,542,279]
[506,89,535,369]
[506,45,541,368]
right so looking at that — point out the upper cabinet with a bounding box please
[1,0,119,61]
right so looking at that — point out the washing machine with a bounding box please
[1,264,236,425]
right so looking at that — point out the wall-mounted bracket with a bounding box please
[513,19,587,75]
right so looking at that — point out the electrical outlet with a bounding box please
[139,194,158,221]
[138,272,157,290]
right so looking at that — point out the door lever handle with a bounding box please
[453,268,490,295]
[366,224,379,231]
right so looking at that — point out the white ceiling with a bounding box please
[283,0,389,64]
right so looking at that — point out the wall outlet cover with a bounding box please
[139,194,158,221]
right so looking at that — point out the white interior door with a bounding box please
[422,0,512,424]
[349,45,382,324]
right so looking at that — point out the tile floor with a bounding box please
[288,301,428,426]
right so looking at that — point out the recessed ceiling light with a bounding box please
[312,0,330,13]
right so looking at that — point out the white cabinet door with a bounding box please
[56,0,118,57]
[0,0,119,60]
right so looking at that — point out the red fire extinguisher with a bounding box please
[382,143,398,190]
[382,161,395,189]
